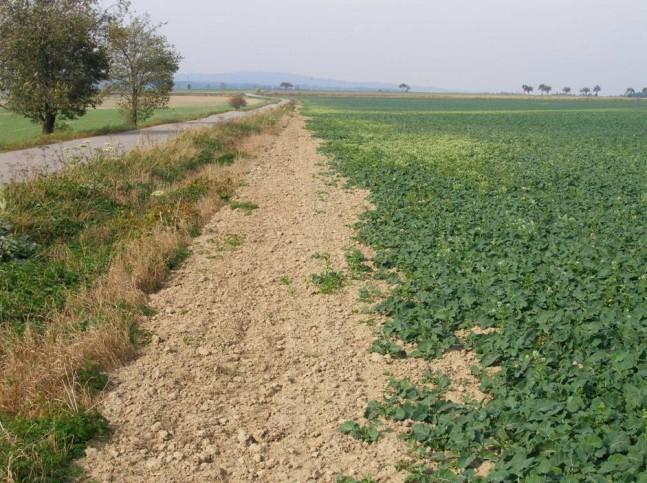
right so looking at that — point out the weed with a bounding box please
[339,420,380,443]
[229,200,258,214]
[216,152,237,166]
[279,275,292,285]
[310,251,330,262]
[310,268,344,294]
[223,233,244,248]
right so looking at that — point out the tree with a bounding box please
[522,84,534,94]
[228,94,246,110]
[625,87,635,97]
[642,87,647,97]
[562,87,571,95]
[593,85,601,96]
[280,81,294,90]
[187,83,192,91]
[399,83,411,93]
[580,87,591,96]
[0,0,110,134]
[538,84,551,95]
[107,13,181,126]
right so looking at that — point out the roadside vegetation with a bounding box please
[229,94,248,110]
[305,96,647,481]
[0,106,289,481]
[0,96,273,152]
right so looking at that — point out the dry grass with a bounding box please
[0,106,291,480]
[0,126,263,414]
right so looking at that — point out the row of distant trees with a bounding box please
[279,81,413,92]
[522,84,602,96]
[0,0,180,134]
[625,87,647,98]
[268,80,647,98]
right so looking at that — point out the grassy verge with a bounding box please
[0,104,290,481]
[0,96,277,152]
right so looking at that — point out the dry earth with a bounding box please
[80,111,484,482]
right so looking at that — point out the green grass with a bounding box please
[0,96,277,151]
[304,95,647,481]
[0,104,230,149]
[0,409,109,482]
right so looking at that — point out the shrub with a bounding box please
[228,94,247,110]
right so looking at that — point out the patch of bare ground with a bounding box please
[80,112,487,482]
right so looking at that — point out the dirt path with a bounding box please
[0,98,287,184]
[80,111,435,482]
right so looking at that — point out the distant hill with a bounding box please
[174,71,451,93]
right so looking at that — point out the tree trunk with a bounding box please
[130,95,138,127]
[42,113,56,135]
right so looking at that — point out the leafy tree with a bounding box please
[522,84,534,94]
[642,87,647,97]
[562,87,571,95]
[580,87,591,96]
[187,83,192,90]
[593,85,601,96]
[106,13,181,126]
[0,0,110,134]
[280,81,294,90]
[538,83,552,95]
[399,83,411,93]
[625,87,635,97]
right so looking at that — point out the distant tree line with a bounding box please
[522,84,604,96]
[625,87,647,98]
[0,0,180,133]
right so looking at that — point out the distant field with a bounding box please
[305,95,647,481]
[0,94,264,150]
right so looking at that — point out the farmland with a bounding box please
[304,96,647,480]
[0,94,265,151]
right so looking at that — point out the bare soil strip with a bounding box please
[80,112,482,482]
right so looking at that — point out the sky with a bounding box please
[120,0,647,94]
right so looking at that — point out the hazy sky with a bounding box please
[123,0,647,94]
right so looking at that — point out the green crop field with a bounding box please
[304,96,647,481]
